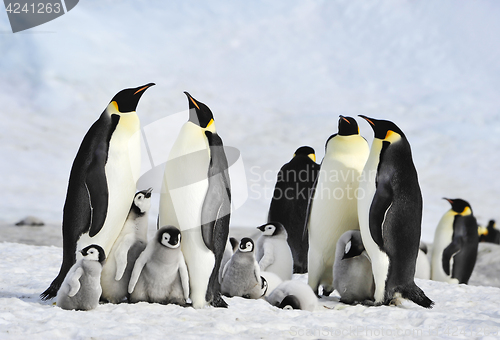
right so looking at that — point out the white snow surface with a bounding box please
[1,241,500,339]
[1,0,500,242]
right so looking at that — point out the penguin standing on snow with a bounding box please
[255,222,293,281]
[479,220,500,244]
[159,92,231,308]
[431,198,479,284]
[307,116,369,296]
[41,84,155,300]
[128,226,189,305]
[221,238,268,299]
[333,230,375,304]
[100,188,152,303]
[268,146,320,273]
[56,245,106,311]
[357,116,433,308]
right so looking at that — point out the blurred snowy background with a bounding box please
[1,0,499,243]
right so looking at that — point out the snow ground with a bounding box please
[1,240,500,340]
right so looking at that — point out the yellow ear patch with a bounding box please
[385,130,401,143]
[462,206,472,216]
[308,154,316,162]
[111,101,119,112]
[190,97,200,110]
[206,119,214,128]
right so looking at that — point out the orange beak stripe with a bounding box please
[342,117,350,124]
[134,85,150,95]
[189,97,200,110]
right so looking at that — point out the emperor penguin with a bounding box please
[307,116,369,296]
[267,146,320,273]
[100,188,152,303]
[255,222,293,281]
[56,244,106,311]
[431,198,479,284]
[221,238,267,299]
[333,230,375,304]
[41,83,155,300]
[479,220,500,244]
[266,280,318,312]
[159,92,231,308]
[357,115,433,308]
[128,226,189,305]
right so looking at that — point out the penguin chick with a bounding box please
[57,245,106,311]
[221,238,267,299]
[100,188,152,303]
[266,280,318,312]
[260,271,283,297]
[255,222,293,281]
[333,230,375,304]
[128,226,189,305]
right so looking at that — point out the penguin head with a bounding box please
[342,231,365,260]
[238,237,254,253]
[132,188,153,214]
[487,220,496,230]
[338,115,359,136]
[443,198,473,216]
[184,92,216,131]
[278,295,301,310]
[229,237,239,253]
[158,226,182,249]
[106,83,155,115]
[293,146,316,163]
[358,115,404,142]
[257,222,286,237]
[260,276,268,297]
[81,244,106,264]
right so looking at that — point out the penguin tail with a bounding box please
[399,282,434,309]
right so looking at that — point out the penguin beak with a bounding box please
[134,83,155,95]
[184,91,201,110]
[257,224,267,232]
[443,197,453,205]
[145,187,153,195]
[358,115,375,126]
[339,115,350,124]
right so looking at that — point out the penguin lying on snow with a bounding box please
[57,245,106,311]
[221,238,268,299]
[255,222,293,281]
[333,230,374,305]
[267,146,320,273]
[100,188,152,303]
[41,83,155,300]
[357,116,433,308]
[266,280,318,311]
[431,198,478,284]
[128,226,189,306]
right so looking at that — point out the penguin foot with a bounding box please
[210,294,228,308]
[40,284,59,301]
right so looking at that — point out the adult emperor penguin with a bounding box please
[128,226,189,305]
[221,238,267,299]
[268,146,320,273]
[56,245,106,311]
[431,198,479,284]
[332,230,375,304]
[357,116,433,308]
[41,83,155,300]
[307,116,369,296]
[255,222,293,281]
[100,188,152,303]
[159,92,231,308]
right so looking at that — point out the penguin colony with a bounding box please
[41,84,487,313]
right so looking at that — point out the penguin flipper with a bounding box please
[258,242,275,271]
[369,180,393,249]
[128,245,152,294]
[303,172,319,241]
[85,140,109,238]
[114,234,135,281]
[67,267,84,297]
[442,237,463,276]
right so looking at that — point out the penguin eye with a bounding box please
[247,242,252,249]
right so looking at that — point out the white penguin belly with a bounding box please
[159,122,215,308]
[358,139,390,303]
[431,211,458,283]
[78,113,141,255]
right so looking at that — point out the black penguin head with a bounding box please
[342,231,365,260]
[132,188,153,214]
[81,244,106,264]
[158,226,182,249]
[239,237,254,253]
[419,242,428,255]
[293,146,316,163]
[257,222,285,237]
[487,220,496,230]
[443,198,473,215]
[108,83,155,114]
[184,92,215,129]
[338,116,359,136]
[358,115,404,141]
[278,295,301,310]
[229,237,239,252]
